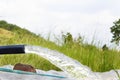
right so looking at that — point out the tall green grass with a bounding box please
[0,20,120,72]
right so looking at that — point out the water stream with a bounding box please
[25,45,101,80]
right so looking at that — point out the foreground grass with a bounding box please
[0,54,60,71]
[0,20,120,72]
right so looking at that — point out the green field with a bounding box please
[0,20,120,72]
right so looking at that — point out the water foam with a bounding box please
[25,45,101,80]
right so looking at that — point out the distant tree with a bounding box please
[75,34,83,45]
[0,20,7,24]
[62,32,73,45]
[110,19,120,45]
[102,44,108,51]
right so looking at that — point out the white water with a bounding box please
[25,45,101,80]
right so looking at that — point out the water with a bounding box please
[25,45,101,80]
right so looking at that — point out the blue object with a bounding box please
[0,68,66,78]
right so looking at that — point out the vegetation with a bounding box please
[111,19,120,45]
[0,20,120,72]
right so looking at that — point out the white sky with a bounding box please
[0,0,120,46]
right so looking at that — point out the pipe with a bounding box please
[0,45,25,54]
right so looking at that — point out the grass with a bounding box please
[0,54,60,71]
[57,43,120,72]
[0,20,120,72]
[0,28,13,38]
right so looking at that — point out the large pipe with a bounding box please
[0,45,25,54]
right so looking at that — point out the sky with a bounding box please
[0,0,120,47]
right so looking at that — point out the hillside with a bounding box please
[0,20,57,47]
[0,20,120,72]
[0,28,13,38]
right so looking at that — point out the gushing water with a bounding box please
[25,45,101,80]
